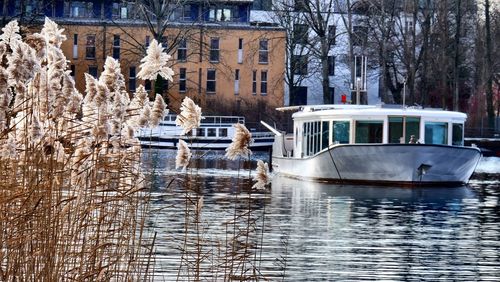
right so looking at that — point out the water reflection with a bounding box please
[270,175,499,281]
[144,150,500,281]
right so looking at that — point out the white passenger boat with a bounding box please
[138,114,274,150]
[262,105,482,186]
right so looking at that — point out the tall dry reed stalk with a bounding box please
[0,18,168,280]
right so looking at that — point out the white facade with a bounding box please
[250,4,381,106]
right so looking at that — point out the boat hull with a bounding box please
[272,144,481,186]
[139,136,274,151]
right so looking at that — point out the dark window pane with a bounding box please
[355,121,383,143]
[328,56,335,76]
[293,24,308,44]
[88,66,98,78]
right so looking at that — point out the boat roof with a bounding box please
[280,104,468,122]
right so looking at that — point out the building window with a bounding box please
[405,17,414,34]
[237,38,243,64]
[353,25,368,46]
[206,69,216,93]
[144,80,152,92]
[252,70,257,95]
[70,65,75,77]
[24,0,42,16]
[209,6,238,22]
[179,68,187,92]
[328,56,335,76]
[129,67,136,92]
[177,38,187,62]
[293,24,308,45]
[171,4,192,21]
[65,1,94,18]
[292,55,308,75]
[113,34,120,59]
[294,0,307,12]
[329,87,335,103]
[145,36,150,48]
[88,66,98,78]
[260,70,268,95]
[259,39,268,64]
[160,36,168,49]
[73,34,78,59]
[210,38,219,62]
[328,25,336,45]
[112,2,130,19]
[85,34,96,59]
[234,69,240,95]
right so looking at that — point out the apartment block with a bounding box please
[1,0,286,118]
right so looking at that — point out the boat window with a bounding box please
[388,117,403,143]
[321,121,329,150]
[332,121,350,144]
[302,121,322,156]
[452,123,463,146]
[355,120,383,143]
[196,128,205,137]
[207,128,217,137]
[405,117,420,143]
[219,128,228,137]
[388,117,420,143]
[425,122,448,145]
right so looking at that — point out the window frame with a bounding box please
[85,34,96,59]
[260,70,268,95]
[112,34,120,60]
[206,69,216,93]
[209,38,220,63]
[177,38,187,62]
[129,66,136,92]
[259,39,269,64]
[179,67,187,93]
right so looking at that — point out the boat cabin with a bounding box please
[289,105,467,158]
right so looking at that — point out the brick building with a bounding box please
[1,0,286,120]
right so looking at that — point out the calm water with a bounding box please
[142,149,500,281]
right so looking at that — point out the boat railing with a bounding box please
[251,131,275,138]
[162,114,244,126]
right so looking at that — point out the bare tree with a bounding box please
[272,0,315,105]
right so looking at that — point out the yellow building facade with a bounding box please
[59,23,286,120]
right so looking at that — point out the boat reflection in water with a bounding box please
[267,175,499,281]
[271,174,475,202]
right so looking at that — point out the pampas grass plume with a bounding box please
[175,97,201,135]
[252,160,270,190]
[137,39,174,81]
[150,94,167,127]
[175,139,192,171]
[225,123,252,160]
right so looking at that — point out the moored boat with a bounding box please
[138,114,274,150]
[262,104,482,186]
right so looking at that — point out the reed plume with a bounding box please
[150,94,168,127]
[175,139,192,171]
[225,123,253,160]
[0,19,156,280]
[0,20,21,44]
[137,39,174,81]
[175,96,202,135]
[252,160,270,190]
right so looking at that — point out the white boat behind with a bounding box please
[138,114,274,150]
[262,104,482,186]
